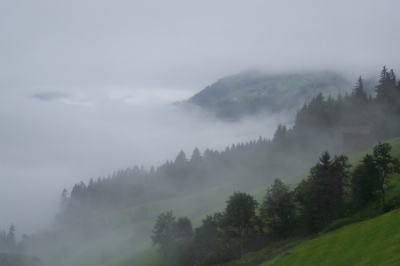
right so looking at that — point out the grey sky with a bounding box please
[2,1,400,90]
[1,1,400,235]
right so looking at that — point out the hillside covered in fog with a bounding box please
[2,1,400,265]
[186,71,350,119]
[2,66,400,266]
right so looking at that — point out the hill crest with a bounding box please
[187,71,349,119]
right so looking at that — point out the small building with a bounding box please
[341,127,372,154]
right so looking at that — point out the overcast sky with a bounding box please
[1,1,400,235]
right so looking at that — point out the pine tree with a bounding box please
[352,76,367,101]
[351,155,380,206]
[189,148,202,164]
[260,179,295,239]
[60,188,68,214]
[272,124,287,144]
[375,66,392,104]
[295,151,351,231]
[376,66,400,108]
[7,224,16,253]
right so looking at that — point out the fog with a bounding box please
[0,87,289,235]
[1,0,400,237]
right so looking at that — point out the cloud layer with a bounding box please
[1,0,400,235]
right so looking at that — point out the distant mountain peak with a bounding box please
[187,71,348,119]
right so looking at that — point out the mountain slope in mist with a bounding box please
[6,67,400,266]
[186,71,348,119]
[101,137,400,266]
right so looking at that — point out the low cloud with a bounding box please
[32,91,95,106]
[1,0,399,238]
[0,87,290,236]
[33,91,71,101]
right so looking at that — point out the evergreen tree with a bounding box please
[175,150,188,165]
[329,155,352,216]
[351,154,380,206]
[295,151,351,231]
[7,224,16,253]
[272,124,287,147]
[375,66,399,106]
[173,150,189,181]
[352,76,367,101]
[0,230,6,252]
[308,151,332,227]
[189,148,202,164]
[60,188,68,214]
[376,66,389,102]
[260,179,295,239]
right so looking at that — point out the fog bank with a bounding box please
[1,0,400,237]
[0,88,288,235]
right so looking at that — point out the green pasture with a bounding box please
[261,208,400,266]
[71,137,400,266]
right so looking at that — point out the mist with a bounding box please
[0,87,289,236]
[1,0,400,241]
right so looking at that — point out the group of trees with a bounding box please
[295,153,352,232]
[151,142,400,266]
[0,224,16,253]
[150,212,194,265]
[4,66,400,265]
[151,192,263,266]
[352,142,400,208]
[55,67,400,239]
[188,71,348,119]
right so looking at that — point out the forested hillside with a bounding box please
[3,66,400,266]
[150,140,400,266]
[56,67,400,230]
[186,71,349,119]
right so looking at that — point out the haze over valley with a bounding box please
[1,1,400,266]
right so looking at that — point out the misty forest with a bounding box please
[3,65,400,266]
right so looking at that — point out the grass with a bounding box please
[69,137,400,266]
[104,246,162,266]
[68,183,250,266]
[261,208,400,266]
[219,239,303,266]
[224,137,400,266]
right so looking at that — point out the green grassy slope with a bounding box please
[261,208,400,266]
[284,137,400,186]
[68,183,248,266]
[104,247,162,266]
[225,137,400,266]
[71,137,400,266]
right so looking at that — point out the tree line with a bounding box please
[151,142,400,266]
[0,224,16,254]
[6,66,400,265]
[188,71,348,120]
[55,66,400,237]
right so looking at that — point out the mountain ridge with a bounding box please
[186,71,349,119]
